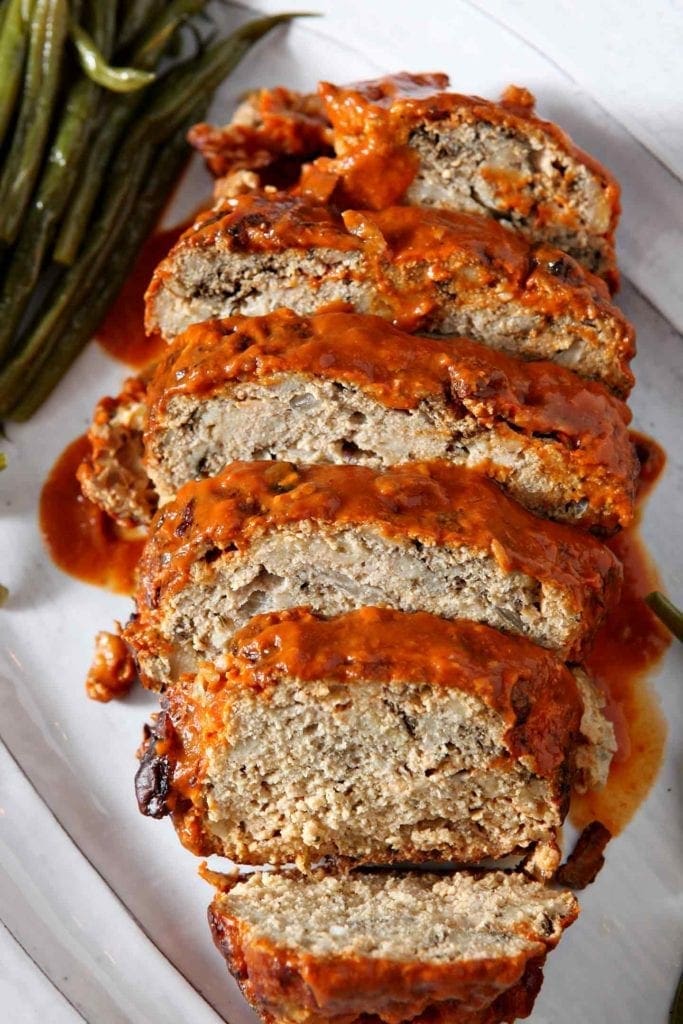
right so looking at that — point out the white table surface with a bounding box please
[1,2,681,1022]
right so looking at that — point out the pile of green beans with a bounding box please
[0,0,302,420]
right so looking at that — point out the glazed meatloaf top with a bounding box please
[145,308,636,528]
[144,194,634,394]
[314,73,619,262]
[147,307,630,425]
[132,458,621,628]
[189,72,619,284]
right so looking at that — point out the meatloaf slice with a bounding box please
[124,460,621,689]
[135,607,615,869]
[207,869,578,1024]
[315,73,620,286]
[145,309,637,531]
[144,195,634,395]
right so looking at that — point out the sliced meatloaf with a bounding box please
[189,73,619,285]
[208,869,578,1024]
[144,195,634,394]
[314,73,620,285]
[78,374,157,528]
[124,459,621,689]
[135,607,615,869]
[144,309,637,531]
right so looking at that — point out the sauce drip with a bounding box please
[40,435,144,595]
[95,226,186,368]
[571,433,671,835]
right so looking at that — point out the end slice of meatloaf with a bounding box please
[144,309,637,531]
[144,195,634,394]
[123,459,622,689]
[188,85,333,197]
[78,374,157,528]
[207,869,578,1024]
[315,72,620,286]
[135,607,615,870]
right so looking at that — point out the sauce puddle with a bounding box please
[40,435,144,596]
[94,224,187,368]
[570,433,671,834]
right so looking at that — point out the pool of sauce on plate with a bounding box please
[570,433,671,835]
[39,435,144,596]
[94,223,187,368]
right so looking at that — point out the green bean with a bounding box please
[53,0,210,265]
[129,0,205,67]
[6,124,196,420]
[0,0,69,245]
[646,592,683,642]
[130,12,308,146]
[69,18,155,92]
[115,0,165,55]
[0,142,156,414]
[0,0,116,361]
[2,9,306,416]
[671,971,683,1024]
[0,0,33,148]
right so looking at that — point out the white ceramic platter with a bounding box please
[1,3,682,1021]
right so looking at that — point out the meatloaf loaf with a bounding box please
[143,309,637,531]
[145,195,634,394]
[135,607,615,870]
[207,869,578,1024]
[124,460,621,688]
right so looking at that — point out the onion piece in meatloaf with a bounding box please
[144,195,634,395]
[207,869,579,1024]
[123,460,622,689]
[143,309,637,532]
[135,608,615,871]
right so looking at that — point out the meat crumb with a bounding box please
[86,627,137,702]
[556,821,612,889]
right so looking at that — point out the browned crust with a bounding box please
[555,820,612,889]
[207,871,578,1024]
[145,309,637,530]
[188,86,333,194]
[125,459,622,680]
[78,374,157,528]
[144,195,634,395]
